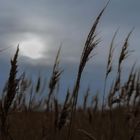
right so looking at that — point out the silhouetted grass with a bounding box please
[0,1,140,140]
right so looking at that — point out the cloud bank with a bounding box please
[0,0,140,95]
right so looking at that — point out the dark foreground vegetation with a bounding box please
[0,2,140,140]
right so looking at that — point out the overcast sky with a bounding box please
[0,0,140,99]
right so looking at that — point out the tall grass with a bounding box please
[0,46,20,140]
[0,1,140,140]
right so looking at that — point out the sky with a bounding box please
[0,0,140,102]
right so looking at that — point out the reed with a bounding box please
[67,1,110,139]
[46,47,63,111]
[0,46,19,140]
[0,1,139,139]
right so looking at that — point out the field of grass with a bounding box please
[0,3,140,140]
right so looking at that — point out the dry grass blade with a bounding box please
[47,47,63,111]
[91,92,99,112]
[54,98,59,130]
[72,0,110,108]
[35,74,41,93]
[134,70,140,106]
[58,89,71,130]
[83,0,111,60]
[102,30,117,113]
[118,29,134,72]
[68,2,110,140]
[108,81,115,108]
[28,85,34,111]
[0,46,19,140]
[3,46,19,114]
[83,87,90,111]
[78,0,111,79]
[109,31,134,103]
[77,129,96,140]
[106,30,118,78]
[112,30,134,97]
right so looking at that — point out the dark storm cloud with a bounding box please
[0,1,138,65]
[0,0,140,95]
